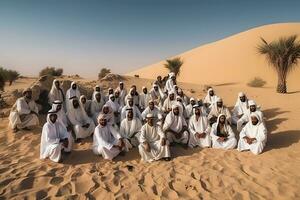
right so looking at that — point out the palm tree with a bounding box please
[164,57,184,77]
[257,35,300,93]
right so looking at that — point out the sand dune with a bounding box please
[127,23,300,91]
[0,77,300,199]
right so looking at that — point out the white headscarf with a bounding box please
[105,94,119,112]
[163,103,186,132]
[120,108,142,138]
[66,81,81,100]
[99,105,115,126]
[48,79,65,104]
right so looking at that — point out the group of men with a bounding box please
[8,72,268,163]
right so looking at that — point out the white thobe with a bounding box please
[92,125,132,160]
[237,122,267,155]
[120,118,142,147]
[90,100,104,125]
[139,93,152,110]
[210,123,237,149]
[188,114,211,148]
[139,123,170,162]
[237,110,264,132]
[208,105,232,123]
[9,97,39,129]
[232,99,249,124]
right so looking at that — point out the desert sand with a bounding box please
[0,75,300,199]
[127,23,300,91]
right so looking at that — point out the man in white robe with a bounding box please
[120,108,142,147]
[139,86,151,111]
[100,105,116,127]
[232,92,249,125]
[210,114,237,149]
[139,114,171,162]
[116,82,127,105]
[105,94,121,124]
[51,100,70,129]
[40,109,72,163]
[149,83,164,107]
[121,98,142,121]
[163,104,189,145]
[105,88,114,102]
[114,90,124,108]
[125,87,139,107]
[208,97,232,124]
[67,97,95,141]
[141,100,163,121]
[188,105,211,148]
[203,88,218,109]
[48,79,65,106]
[162,91,176,114]
[92,85,105,102]
[90,92,104,125]
[80,95,92,117]
[92,114,132,160]
[237,112,267,155]
[237,100,264,132]
[164,72,176,93]
[185,97,196,118]
[66,82,81,111]
[9,88,39,132]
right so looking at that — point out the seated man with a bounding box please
[48,79,65,106]
[149,83,164,107]
[210,114,237,149]
[121,97,142,121]
[162,91,176,114]
[90,92,104,125]
[67,97,95,141]
[232,92,250,125]
[139,86,151,111]
[80,95,92,117]
[203,88,218,109]
[188,105,211,148]
[40,109,72,163]
[139,114,171,162]
[141,100,163,122]
[208,97,231,125]
[52,100,70,130]
[185,97,196,118]
[237,100,264,132]
[92,114,131,160]
[237,112,267,155]
[9,88,39,132]
[120,108,142,147]
[163,104,189,145]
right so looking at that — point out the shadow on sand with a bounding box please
[264,130,300,152]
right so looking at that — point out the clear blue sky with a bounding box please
[0,0,299,77]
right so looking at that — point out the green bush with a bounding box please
[0,67,20,87]
[39,67,63,77]
[247,77,266,87]
[98,68,111,80]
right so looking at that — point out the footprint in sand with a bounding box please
[56,182,73,197]
[35,189,48,199]
[50,177,64,185]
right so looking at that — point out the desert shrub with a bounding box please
[39,67,63,77]
[0,73,4,91]
[0,67,20,87]
[164,57,184,77]
[247,77,266,87]
[134,74,139,78]
[98,68,111,80]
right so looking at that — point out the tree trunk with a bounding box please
[276,76,287,93]
[9,80,12,86]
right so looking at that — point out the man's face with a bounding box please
[81,97,86,104]
[95,87,100,92]
[209,90,214,96]
[96,93,101,101]
[109,89,113,94]
[173,107,179,115]
[251,116,259,125]
[99,118,107,127]
[120,83,124,89]
[171,76,176,81]
[55,81,60,88]
[217,101,223,107]
[147,117,154,126]
[149,102,154,110]
[72,84,77,90]
[195,108,200,115]
[49,114,57,123]
[250,105,256,112]
[240,96,246,102]
[219,115,226,124]
[170,94,175,101]
[56,104,62,111]
[127,110,133,120]
[25,91,32,100]
[174,86,178,91]
[154,86,158,91]
[73,99,79,109]
[130,90,135,95]
[157,76,162,81]
[103,106,109,114]
[110,96,115,102]
[177,99,182,103]
[143,88,147,94]
[115,91,120,98]
[129,100,133,106]
[190,100,196,105]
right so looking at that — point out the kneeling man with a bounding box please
[92,114,131,160]
[237,113,267,155]
[139,114,171,162]
[40,109,72,163]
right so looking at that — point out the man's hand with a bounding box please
[60,138,68,148]
[217,137,226,142]
[144,142,151,152]
[161,138,166,146]
[175,132,182,139]
[67,125,72,132]
[244,136,253,144]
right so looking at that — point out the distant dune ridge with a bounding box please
[127,23,300,90]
